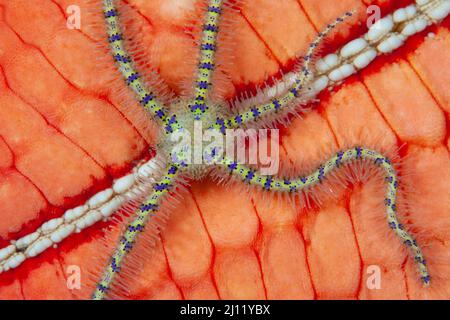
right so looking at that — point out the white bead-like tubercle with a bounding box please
[41,217,64,234]
[377,33,406,53]
[353,49,378,69]
[328,64,356,82]
[304,76,329,99]
[0,245,16,261]
[316,54,340,73]
[340,38,368,58]
[113,174,135,194]
[25,238,53,258]
[64,205,88,223]
[402,18,430,36]
[87,189,114,209]
[75,210,102,232]
[50,224,76,243]
[426,0,450,20]
[312,76,329,92]
[100,196,124,218]
[367,16,395,42]
[4,253,26,271]
[15,232,40,250]
[394,5,418,22]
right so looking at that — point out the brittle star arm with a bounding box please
[188,0,226,121]
[209,11,354,131]
[92,162,181,300]
[102,0,169,124]
[217,148,431,285]
[211,0,450,131]
[103,0,184,133]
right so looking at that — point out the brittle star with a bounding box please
[0,0,447,299]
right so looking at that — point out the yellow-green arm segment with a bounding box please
[218,147,430,285]
[92,162,181,300]
[211,11,354,133]
[189,0,225,121]
[103,0,182,134]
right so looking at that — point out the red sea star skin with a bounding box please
[0,0,449,299]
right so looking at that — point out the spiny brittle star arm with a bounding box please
[218,147,431,285]
[189,0,225,121]
[92,162,181,300]
[103,0,181,133]
[210,11,354,132]
[212,0,450,132]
